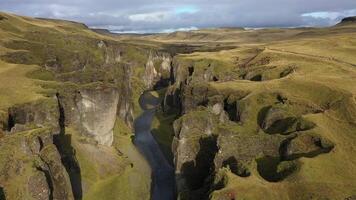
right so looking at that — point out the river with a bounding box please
[133,91,176,200]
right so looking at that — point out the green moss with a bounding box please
[84,167,150,200]
[27,69,56,81]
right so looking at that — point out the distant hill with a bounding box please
[91,28,114,35]
[337,16,356,25]
[341,16,356,23]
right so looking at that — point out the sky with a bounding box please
[1,0,356,33]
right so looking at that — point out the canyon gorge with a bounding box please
[0,12,356,200]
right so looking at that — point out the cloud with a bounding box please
[302,9,356,26]
[129,11,170,22]
[1,0,356,32]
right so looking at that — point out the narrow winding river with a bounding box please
[134,91,175,200]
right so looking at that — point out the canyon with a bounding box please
[0,11,356,200]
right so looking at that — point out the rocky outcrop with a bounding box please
[172,109,218,199]
[163,85,182,113]
[258,106,315,135]
[117,64,134,128]
[214,131,283,174]
[143,52,172,89]
[161,55,172,73]
[4,99,59,133]
[143,55,158,89]
[39,144,75,200]
[54,78,135,147]
[0,128,74,200]
[97,40,122,64]
[73,87,119,146]
[281,132,334,160]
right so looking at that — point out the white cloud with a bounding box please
[129,11,170,22]
[161,26,198,33]
[302,9,356,26]
[48,4,79,18]
[302,11,342,20]
[1,0,356,32]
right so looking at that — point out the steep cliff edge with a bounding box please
[70,87,119,146]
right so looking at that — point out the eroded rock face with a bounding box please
[74,87,119,146]
[258,106,315,135]
[117,64,134,129]
[214,132,283,168]
[143,53,173,89]
[4,99,59,133]
[28,172,51,200]
[281,132,334,160]
[172,110,218,198]
[40,144,75,200]
[97,40,122,64]
[144,55,158,89]
[163,85,182,113]
[161,55,172,72]
[0,129,74,200]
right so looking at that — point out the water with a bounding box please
[134,91,175,200]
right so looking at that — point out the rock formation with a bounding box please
[74,87,119,146]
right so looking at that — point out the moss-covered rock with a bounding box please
[0,128,74,200]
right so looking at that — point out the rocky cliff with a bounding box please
[143,52,173,89]
[70,87,119,146]
[0,128,74,200]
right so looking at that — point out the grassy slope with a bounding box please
[0,12,102,109]
[0,61,43,109]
